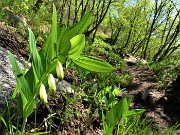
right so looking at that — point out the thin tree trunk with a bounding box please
[111,27,122,45]
[153,10,180,61]
[86,0,112,37]
[143,0,165,59]
[157,21,180,61]
[67,0,72,27]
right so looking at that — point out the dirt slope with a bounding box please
[121,65,180,129]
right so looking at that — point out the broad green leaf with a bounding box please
[25,68,35,93]
[40,10,91,68]
[25,100,34,118]
[69,34,85,60]
[73,55,115,72]
[8,51,33,117]
[17,93,27,117]
[56,24,67,55]
[127,97,132,107]
[39,26,65,69]
[104,124,114,135]
[126,109,145,117]
[57,11,92,54]
[28,28,43,80]
[72,11,92,34]
[39,32,52,69]
[106,97,128,128]
[105,93,116,107]
[122,97,129,118]
[8,51,32,100]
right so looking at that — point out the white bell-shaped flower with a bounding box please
[56,61,64,81]
[48,74,56,92]
[39,84,47,104]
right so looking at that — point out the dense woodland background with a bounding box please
[1,0,179,62]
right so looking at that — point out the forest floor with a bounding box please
[1,23,180,134]
[121,65,180,132]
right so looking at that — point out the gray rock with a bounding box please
[124,55,138,66]
[0,46,26,111]
[124,54,148,66]
[56,80,74,94]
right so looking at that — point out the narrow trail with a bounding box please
[120,65,176,129]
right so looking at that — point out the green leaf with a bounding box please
[39,7,61,68]
[127,97,132,107]
[56,24,67,55]
[126,109,145,117]
[8,51,33,118]
[28,28,43,80]
[0,114,7,127]
[69,34,85,60]
[25,131,50,135]
[52,4,57,45]
[40,10,91,68]
[122,97,129,118]
[25,100,34,118]
[73,55,115,72]
[8,51,32,100]
[112,87,121,97]
[17,93,27,117]
[39,32,52,69]
[72,11,92,34]
[25,68,35,93]
[57,11,92,54]
[103,124,114,135]
[51,4,57,58]
[106,97,128,128]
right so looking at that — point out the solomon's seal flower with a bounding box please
[56,61,64,81]
[39,84,47,104]
[48,73,56,92]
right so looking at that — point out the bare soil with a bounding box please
[120,65,180,129]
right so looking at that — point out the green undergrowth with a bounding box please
[149,58,179,89]
[84,38,133,87]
